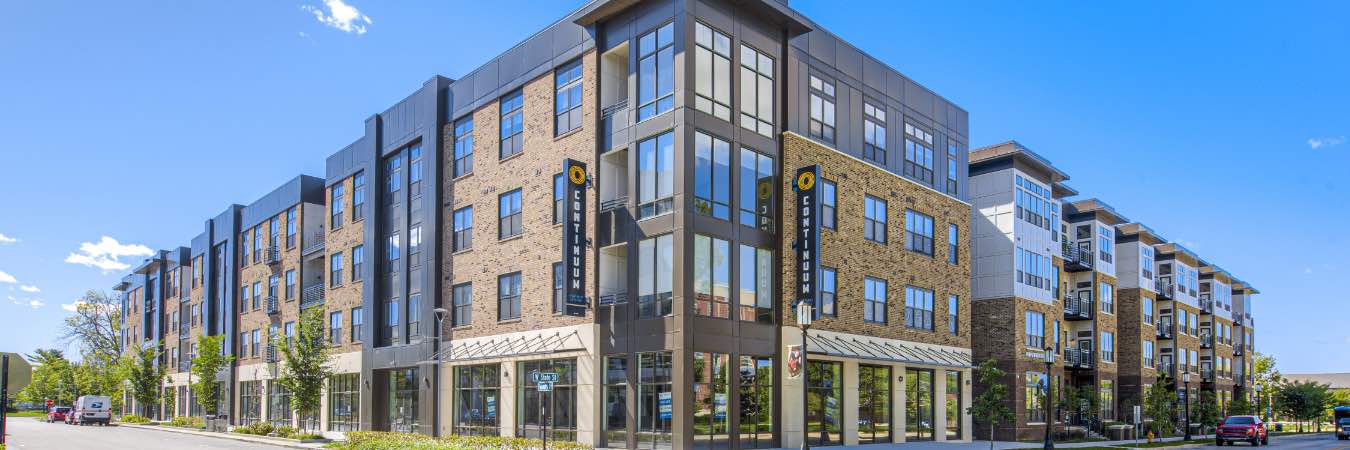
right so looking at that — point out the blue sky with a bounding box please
[0,1,1345,372]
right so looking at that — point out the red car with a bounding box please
[46,406,72,423]
[1216,415,1268,446]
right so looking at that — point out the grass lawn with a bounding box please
[6,410,46,417]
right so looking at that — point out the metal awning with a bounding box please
[444,330,585,363]
[805,331,972,369]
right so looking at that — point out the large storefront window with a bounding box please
[693,352,730,450]
[638,352,674,449]
[738,356,773,449]
[946,371,962,440]
[806,361,842,447]
[329,373,360,432]
[389,368,420,433]
[239,381,262,425]
[604,356,628,447]
[858,365,891,444]
[455,364,500,436]
[906,368,935,441]
[519,359,577,441]
[268,382,292,428]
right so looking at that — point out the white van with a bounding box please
[71,395,112,426]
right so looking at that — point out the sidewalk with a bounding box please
[763,435,1215,450]
[117,423,331,449]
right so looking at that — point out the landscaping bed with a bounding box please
[327,432,593,450]
[233,422,327,443]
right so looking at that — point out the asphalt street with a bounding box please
[2,416,292,449]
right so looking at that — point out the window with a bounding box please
[1142,296,1154,325]
[268,275,278,301]
[329,311,343,345]
[904,123,935,184]
[1098,226,1114,263]
[1141,246,1154,280]
[330,252,343,287]
[864,277,888,324]
[453,118,473,177]
[251,329,260,357]
[693,131,731,220]
[818,267,837,318]
[693,234,731,319]
[351,245,363,281]
[863,100,886,163]
[1025,371,1047,423]
[499,90,524,158]
[498,189,522,239]
[948,295,959,335]
[638,234,673,318]
[1099,380,1115,420]
[518,359,578,440]
[905,368,935,441]
[240,331,250,357]
[239,381,262,425]
[905,209,935,256]
[808,75,836,143]
[636,22,674,121]
[498,272,521,321]
[268,381,293,428]
[1025,311,1046,348]
[637,131,674,219]
[806,361,843,446]
[383,299,399,344]
[947,224,959,264]
[692,352,730,449]
[738,356,774,449]
[637,352,674,446]
[739,44,774,136]
[945,371,963,440]
[407,294,420,339]
[350,307,362,343]
[693,22,732,121]
[452,283,472,327]
[330,184,345,228]
[739,147,775,231]
[554,174,565,225]
[821,179,836,229]
[946,142,959,195]
[555,59,583,135]
[452,206,473,251]
[328,374,360,432]
[352,171,365,220]
[1014,175,1052,230]
[864,195,887,243]
[1100,282,1114,314]
[553,263,564,313]
[252,282,261,309]
[454,365,500,436]
[242,229,251,263]
[739,245,774,324]
[285,207,297,247]
[857,365,892,444]
[408,144,423,193]
[1143,340,1155,368]
[1100,331,1115,363]
[1015,247,1052,291]
[603,356,628,446]
[408,225,422,259]
[252,228,262,263]
[284,270,296,300]
[905,286,935,330]
[385,153,402,198]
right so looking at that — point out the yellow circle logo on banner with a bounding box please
[568,165,587,185]
[796,171,815,191]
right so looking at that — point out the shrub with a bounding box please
[275,426,298,438]
[234,422,276,436]
[119,414,152,424]
[294,433,325,440]
[168,416,205,428]
[336,432,591,450]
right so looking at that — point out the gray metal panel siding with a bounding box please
[239,175,324,230]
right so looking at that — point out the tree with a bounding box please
[1192,391,1220,436]
[191,334,233,416]
[276,306,333,431]
[1274,380,1330,432]
[58,291,123,362]
[17,349,77,406]
[1144,377,1176,438]
[968,359,1013,450]
[1228,393,1254,416]
[1252,352,1279,421]
[125,346,163,418]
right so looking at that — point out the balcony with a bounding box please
[266,296,280,315]
[301,284,324,308]
[1199,294,1213,314]
[1157,323,1174,339]
[1158,362,1174,376]
[302,230,326,257]
[265,246,282,266]
[599,43,630,153]
[1234,346,1244,356]
[1064,293,1093,321]
[1064,346,1095,370]
[1200,335,1213,349]
[1201,366,1214,382]
[265,344,278,363]
[599,292,627,306]
[1063,242,1094,272]
[1156,276,1175,300]
[597,200,635,249]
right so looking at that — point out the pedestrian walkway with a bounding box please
[759,435,1215,450]
[117,423,329,449]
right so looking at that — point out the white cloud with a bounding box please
[11,297,43,309]
[0,233,17,244]
[19,284,39,293]
[298,31,309,38]
[64,236,154,272]
[61,300,84,312]
[25,299,44,309]
[0,270,15,284]
[301,0,371,35]
[1307,136,1345,149]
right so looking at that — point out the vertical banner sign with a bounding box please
[794,165,821,313]
[563,159,589,317]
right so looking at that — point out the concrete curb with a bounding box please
[117,423,329,449]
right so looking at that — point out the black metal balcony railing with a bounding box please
[1199,294,1213,314]
[598,292,627,306]
[301,284,325,308]
[1064,294,1093,321]
[1156,276,1175,300]
[1157,324,1174,339]
[1158,362,1174,375]
[266,296,280,315]
[265,345,278,363]
[599,196,628,212]
[1064,347,1095,370]
[302,230,326,256]
[1063,242,1094,272]
[1201,367,1215,381]
[1200,335,1213,348]
[265,246,282,265]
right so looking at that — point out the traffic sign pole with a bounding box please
[2,354,10,446]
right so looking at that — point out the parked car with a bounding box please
[46,406,72,423]
[69,395,112,426]
[1336,406,1350,440]
[1216,415,1267,446]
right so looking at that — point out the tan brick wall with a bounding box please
[326,175,366,354]
[779,132,971,348]
[1116,288,1156,407]
[972,296,1066,440]
[442,50,597,340]
[1094,272,1119,379]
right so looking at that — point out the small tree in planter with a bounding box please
[1192,390,1220,436]
[125,346,164,419]
[191,334,234,428]
[968,359,1013,450]
[277,306,332,433]
[1144,377,1176,438]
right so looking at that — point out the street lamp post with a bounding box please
[433,307,448,437]
[796,300,813,450]
[1182,372,1191,441]
[1253,384,1264,422]
[1044,348,1056,450]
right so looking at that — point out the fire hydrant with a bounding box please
[1148,430,1155,444]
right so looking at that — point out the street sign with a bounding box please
[537,381,554,392]
[532,371,560,383]
[2,352,32,393]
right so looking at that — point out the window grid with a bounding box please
[498,273,521,321]
[821,180,836,229]
[903,123,935,185]
[863,100,886,163]
[905,209,935,256]
[693,22,732,121]
[739,147,775,231]
[864,277,887,324]
[453,206,473,251]
[693,234,731,319]
[555,59,584,135]
[905,286,934,330]
[453,118,474,177]
[452,283,471,328]
[808,75,836,142]
[637,131,675,219]
[499,90,524,159]
[739,44,774,136]
[864,195,887,243]
[637,23,675,121]
[693,131,732,220]
[499,189,522,239]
